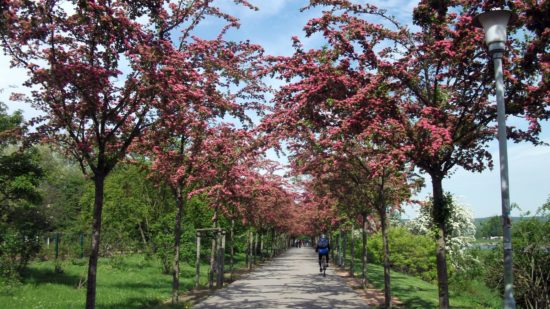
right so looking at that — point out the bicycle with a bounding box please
[320,255,328,277]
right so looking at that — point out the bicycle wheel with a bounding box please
[322,256,327,277]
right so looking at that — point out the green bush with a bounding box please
[0,204,50,278]
[484,204,550,309]
[366,227,437,282]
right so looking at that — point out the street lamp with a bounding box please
[474,9,517,309]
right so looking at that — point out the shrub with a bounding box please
[150,213,175,274]
[0,204,49,278]
[367,227,437,282]
[484,202,550,309]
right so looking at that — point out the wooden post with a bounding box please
[195,233,201,288]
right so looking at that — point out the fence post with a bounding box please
[342,230,347,268]
[195,233,201,288]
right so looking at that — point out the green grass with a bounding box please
[0,254,248,309]
[347,260,501,308]
[1,252,501,308]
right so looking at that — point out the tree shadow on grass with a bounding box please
[391,282,438,308]
[96,297,186,309]
[20,267,82,287]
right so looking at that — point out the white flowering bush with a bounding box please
[406,193,477,271]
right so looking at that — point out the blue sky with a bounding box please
[1,0,548,218]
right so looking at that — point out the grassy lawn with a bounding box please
[0,254,247,309]
[348,261,501,308]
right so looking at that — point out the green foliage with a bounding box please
[36,146,88,233]
[78,162,224,270]
[475,216,503,239]
[0,204,50,275]
[367,226,437,282]
[80,165,152,252]
[0,105,50,279]
[150,212,175,274]
[447,246,501,308]
[483,199,550,309]
[80,164,173,254]
[0,150,43,206]
[0,102,23,149]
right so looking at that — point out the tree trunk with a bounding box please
[432,174,449,309]
[171,186,186,304]
[248,228,253,270]
[381,208,392,308]
[85,173,105,309]
[209,220,217,289]
[361,213,368,288]
[336,232,340,266]
[245,229,250,267]
[330,233,335,262]
[230,220,234,281]
[350,223,355,277]
[260,233,264,262]
[216,230,223,288]
[138,223,148,246]
[253,232,258,265]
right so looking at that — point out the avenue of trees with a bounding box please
[1,0,548,308]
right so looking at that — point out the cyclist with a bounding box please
[315,234,330,272]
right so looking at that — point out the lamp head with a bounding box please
[474,9,517,54]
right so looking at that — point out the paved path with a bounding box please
[193,247,369,309]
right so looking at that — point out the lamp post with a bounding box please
[474,9,517,309]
